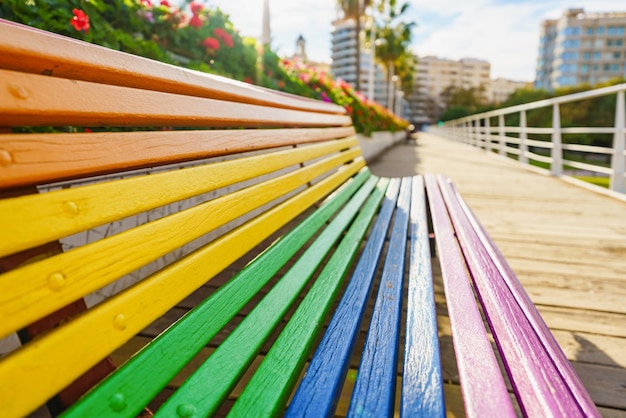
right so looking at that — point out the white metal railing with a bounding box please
[430,83,626,194]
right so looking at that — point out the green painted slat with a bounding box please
[61,170,372,418]
[227,177,389,418]
[154,175,381,418]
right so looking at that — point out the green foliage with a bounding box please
[1,0,407,134]
[282,60,408,135]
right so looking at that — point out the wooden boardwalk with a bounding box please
[368,132,626,417]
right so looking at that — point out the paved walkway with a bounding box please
[367,132,626,417]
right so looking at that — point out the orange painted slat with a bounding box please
[0,127,356,189]
[0,20,345,115]
[0,69,352,128]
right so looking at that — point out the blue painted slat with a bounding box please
[401,175,445,417]
[347,176,412,417]
[285,178,401,418]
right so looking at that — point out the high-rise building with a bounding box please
[330,18,388,106]
[491,78,532,103]
[413,56,491,123]
[535,8,626,90]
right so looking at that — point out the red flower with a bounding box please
[139,0,152,7]
[202,37,220,51]
[190,2,204,15]
[70,9,90,33]
[160,0,171,6]
[244,77,253,84]
[213,27,234,47]
[189,14,203,28]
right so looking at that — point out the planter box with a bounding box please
[357,131,405,163]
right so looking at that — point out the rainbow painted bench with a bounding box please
[0,20,598,418]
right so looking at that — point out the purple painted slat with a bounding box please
[435,175,598,417]
[424,175,516,418]
[444,177,600,417]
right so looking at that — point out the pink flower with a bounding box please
[213,27,234,47]
[189,14,203,28]
[140,0,152,7]
[70,9,90,33]
[190,2,204,15]
[160,0,171,6]
[202,37,220,52]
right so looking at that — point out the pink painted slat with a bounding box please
[435,175,599,417]
[424,175,516,418]
[444,177,601,417]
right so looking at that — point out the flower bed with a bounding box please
[0,0,407,134]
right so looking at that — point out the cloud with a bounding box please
[199,0,626,81]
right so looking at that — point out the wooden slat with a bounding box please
[348,177,411,417]
[228,178,389,417]
[424,174,516,418]
[0,127,356,189]
[0,151,363,340]
[0,20,344,115]
[0,163,365,418]
[286,178,400,417]
[0,69,352,128]
[62,170,372,418]
[437,176,600,417]
[155,176,381,417]
[401,176,445,417]
[0,137,359,257]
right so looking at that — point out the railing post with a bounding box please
[484,117,491,152]
[610,90,626,193]
[465,121,471,144]
[498,114,506,156]
[551,103,563,176]
[474,119,479,147]
[519,110,528,164]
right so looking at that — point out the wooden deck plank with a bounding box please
[367,133,626,415]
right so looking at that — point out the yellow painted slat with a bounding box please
[0,151,364,340]
[0,69,352,128]
[0,163,367,418]
[0,137,359,258]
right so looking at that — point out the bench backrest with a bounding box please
[0,20,366,417]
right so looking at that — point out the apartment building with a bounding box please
[491,78,532,103]
[330,18,388,106]
[412,56,491,123]
[535,8,626,90]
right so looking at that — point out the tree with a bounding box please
[439,85,487,121]
[370,0,415,108]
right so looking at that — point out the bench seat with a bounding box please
[0,20,599,418]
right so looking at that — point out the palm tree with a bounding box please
[336,0,372,92]
[371,0,415,110]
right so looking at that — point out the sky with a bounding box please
[203,0,626,82]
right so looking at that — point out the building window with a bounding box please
[607,26,625,35]
[562,27,581,36]
[597,26,605,35]
[586,27,594,36]
[561,51,578,60]
[583,51,591,60]
[614,52,622,59]
[562,39,580,48]
[593,51,601,60]
[581,64,589,73]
